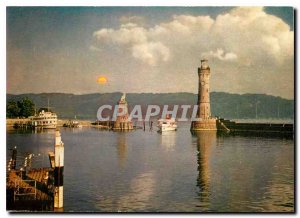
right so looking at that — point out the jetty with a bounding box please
[7,130,64,212]
[217,118,294,136]
[6,168,54,211]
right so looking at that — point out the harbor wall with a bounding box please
[217,118,294,135]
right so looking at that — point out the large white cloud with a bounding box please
[91,7,294,98]
[93,7,292,65]
[201,49,237,61]
[93,23,170,66]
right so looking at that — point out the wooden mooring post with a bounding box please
[54,130,64,211]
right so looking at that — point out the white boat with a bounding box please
[71,120,82,128]
[29,110,57,129]
[157,116,177,132]
[63,119,82,128]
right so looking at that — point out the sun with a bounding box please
[97,76,107,84]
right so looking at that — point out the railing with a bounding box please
[14,179,37,201]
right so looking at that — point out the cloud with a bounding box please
[89,45,101,52]
[131,42,170,66]
[93,7,292,66]
[93,24,147,45]
[93,22,170,66]
[119,15,145,25]
[201,49,237,61]
[91,7,294,98]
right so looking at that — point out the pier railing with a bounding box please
[14,179,37,201]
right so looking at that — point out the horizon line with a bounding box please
[6,91,293,100]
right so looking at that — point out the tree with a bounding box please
[6,100,20,118]
[18,97,35,118]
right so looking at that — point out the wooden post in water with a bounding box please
[54,130,64,211]
[11,146,17,170]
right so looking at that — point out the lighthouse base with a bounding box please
[191,119,217,131]
[112,121,134,131]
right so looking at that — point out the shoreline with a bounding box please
[6,118,94,127]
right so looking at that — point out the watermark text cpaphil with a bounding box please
[97,104,207,121]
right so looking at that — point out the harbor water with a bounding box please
[6,122,294,212]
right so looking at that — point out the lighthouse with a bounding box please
[191,60,217,131]
[112,93,133,131]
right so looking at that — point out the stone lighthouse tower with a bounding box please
[191,59,217,131]
[112,93,133,131]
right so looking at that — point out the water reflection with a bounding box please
[6,127,56,135]
[192,131,216,210]
[7,125,294,212]
[116,133,127,168]
[117,171,156,211]
[96,171,156,212]
[192,131,294,212]
[61,127,83,134]
[7,128,55,169]
[160,131,176,151]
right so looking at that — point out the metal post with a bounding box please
[54,130,64,210]
[12,146,17,170]
[35,181,37,200]
[14,180,16,202]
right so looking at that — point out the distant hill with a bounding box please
[7,92,294,120]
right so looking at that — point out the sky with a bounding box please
[6,6,294,99]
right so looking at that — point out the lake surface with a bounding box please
[6,122,294,212]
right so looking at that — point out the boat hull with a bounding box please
[158,126,177,132]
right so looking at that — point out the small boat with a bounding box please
[29,110,57,129]
[63,120,82,128]
[157,115,177,132]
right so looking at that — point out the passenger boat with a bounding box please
[29,110,57,129]
[63,119,82,128]
[157,115,177,132]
